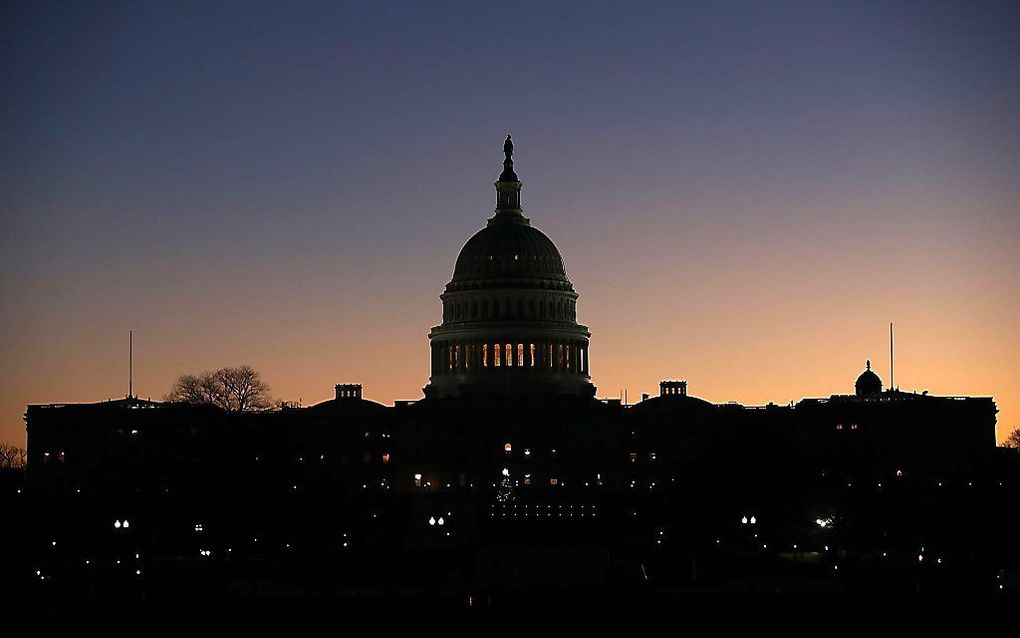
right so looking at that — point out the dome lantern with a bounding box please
[492,135,526,219]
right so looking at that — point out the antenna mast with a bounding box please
[889,322,894,391]
[129,330,133,399]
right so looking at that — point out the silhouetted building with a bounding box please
[425,136,593,399]
[855,360,883,397]
[16,139,1017,608]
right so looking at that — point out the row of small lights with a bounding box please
[18,477,1004,497]
[492,503,596,510]
[35,534,998,589]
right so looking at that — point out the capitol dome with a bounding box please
[451,221,568,284]
[855,360,882,397]
[424,137,594,399]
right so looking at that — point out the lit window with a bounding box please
[505,343,513,367]
[549,478,559,486]
[414,473,422,488]
[896,469,903,477]
[504,442,512,453]
[494,344,501,367]
[517,344,524,367]
[835,424,843,430]
[523,474,531,486]
[629,452,638,463]
[524,448,531,457]
[382,453,390,464]
[648,452,657,462]
[483,344,488,367]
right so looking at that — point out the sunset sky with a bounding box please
[1,1,1018,446]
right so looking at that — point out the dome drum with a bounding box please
[439,289,579,324]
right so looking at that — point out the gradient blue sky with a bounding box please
[2,0,1018,445]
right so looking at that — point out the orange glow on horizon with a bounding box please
[2,195,1016,446]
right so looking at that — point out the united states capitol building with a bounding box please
[15,138,1017,607]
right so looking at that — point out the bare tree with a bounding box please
[165,365,274,412]
[1002,427,1020,449]
[0,442,27,469]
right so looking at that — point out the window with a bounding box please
[505,344,513,367]
[523,474,532,486]
[648,452,657,462]
[517,343,524,367]
[629,452,638,463]
[549,478,559,486]
[529,343,536,366]
[483,344,488,367]
[494,344,501,367]
[382,453,390,464]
